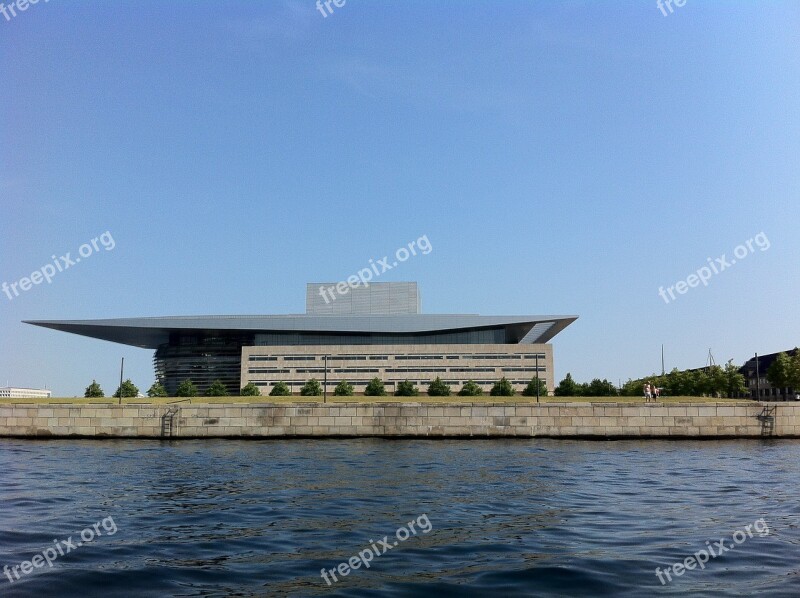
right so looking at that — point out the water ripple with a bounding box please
[1,438,800,596]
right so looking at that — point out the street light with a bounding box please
[118,357,124,405]
[323,354,328,403]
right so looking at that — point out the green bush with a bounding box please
[364,377,387,396]
[205,379,229,397]
[334,380,354,396]
[113,379,139,398]
[395,379,419,396]
[458,380,483,396]
[240,383,261,397]
[490,377,515,396]
[176,379,198,397]
[269,381,291,396]
[147,382,168,397]
[300,379,322,396]
[522,377,547,397]
[585,378,617,397]
[84,380,104,398]
[554,373,580,397]
[427,377,451,397]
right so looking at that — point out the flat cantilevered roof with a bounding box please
[24,314,578,349]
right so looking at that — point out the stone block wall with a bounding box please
[0,402,794,438]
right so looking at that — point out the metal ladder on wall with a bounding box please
[756,406,776,437]
[161,407,179,438]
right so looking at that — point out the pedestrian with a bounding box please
[644,382,652,402]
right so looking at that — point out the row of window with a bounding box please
[248,353,547,362]
[248,366,546,375]
[248,368,291,374]
[252,378,541,387]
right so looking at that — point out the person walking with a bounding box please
[644,382,652,402]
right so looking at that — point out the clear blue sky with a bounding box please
[2,1,798,396]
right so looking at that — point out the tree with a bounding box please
[205,379,229,397]
[364,377,387,396]
[723,360,747,397]
[427,377,451,397]
[395,380,419,396]
[334,380,354,396]
[790,349,800,390]
[620,378,644,397]
[176,379,198,397]
[490,377,515,396]
[704,365,727,398]
[147,382,168,397]
[664,368,689,396]
[767,352,793,392]
[300,379,322,396]
[585,378,617,397]
[269,381,291,396]
[458,380,483,396]
[240,382,261,397]
[554,373,580,397]
[113,379,139,399]
[84,380,104,398]
[522,377,548,397]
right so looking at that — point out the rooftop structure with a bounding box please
[306,281,420,315]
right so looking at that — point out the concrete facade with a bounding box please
[241,343,553,395]
[0,387,52,399]
[0,402,792,439]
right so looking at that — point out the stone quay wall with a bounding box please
[0,402,794,439]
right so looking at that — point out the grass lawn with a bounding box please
[1,395,754,405]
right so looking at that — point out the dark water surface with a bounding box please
[1,438,799,597]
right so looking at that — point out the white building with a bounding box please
[0,387,52,399]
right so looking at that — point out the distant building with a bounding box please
[740,350,799,400]
[25,282,578,396]
[0,387,52,399]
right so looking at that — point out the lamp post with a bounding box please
[755,353,760,400]
[118,357,124,405]
[323,354,328,404]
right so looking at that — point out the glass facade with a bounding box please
[153,333,254,395]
